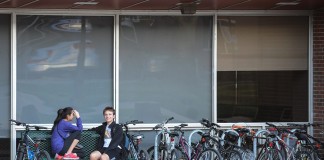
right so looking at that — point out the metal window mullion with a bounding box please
[11,12,17,160]
[115,15,120,123]
[212,14,217,123]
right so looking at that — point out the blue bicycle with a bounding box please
[10,119,51,160]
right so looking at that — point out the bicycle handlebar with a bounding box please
[10,119,26,126]
[266,122,293,134]
[121,120,144,132]
[200,118,221,128]
[287,123,324,128]
[9,119,48,130]
[165,117,174,124]
[153,117,174,130]
[125,120,144,125]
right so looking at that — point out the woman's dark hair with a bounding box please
[51,107,74,133]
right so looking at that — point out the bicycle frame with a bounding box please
[153,117,174,160]
[129,138,140,159]
[10,119,49,160]
[266,122,312,160]
[188,129,204,159]
[122,120,146,160]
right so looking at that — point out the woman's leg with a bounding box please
[59,131,82,155]
[90,151,102,160]
[66,139,79,154]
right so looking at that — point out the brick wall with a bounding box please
[313,9,324,157]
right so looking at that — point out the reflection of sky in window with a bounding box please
[27,40,98,71]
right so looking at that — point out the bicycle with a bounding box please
[230,124,255,160]
[199,118,239,160]
[257,122,313,160]
[147,117,175,160]
[121,120,149,160]
[287,122,324,160]
[168,123,190,160]
[10,119,51,160]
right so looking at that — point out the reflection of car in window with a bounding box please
[27,40,98,71]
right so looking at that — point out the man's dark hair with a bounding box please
[103,106,115,115]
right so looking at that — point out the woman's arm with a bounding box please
[61,119,83,132]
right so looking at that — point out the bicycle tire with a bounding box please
[127,145,136,160]
[309,149,321,160]
[222,150,242,160]
[36,150,51,160]
[170,148,189,160]
[16,151,25,160]
[295,150,312,160]
[258,148,284,160]
[277,142,287,159]
[147,146,168,160]
[138,149,149,160]
[147,146,155,160]
[300,146,321,160]
[196,148,222,160]
[16,146,26,160]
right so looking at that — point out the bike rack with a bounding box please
[188,129,204,159]
[154,130,163,160]
[253,129,270,159]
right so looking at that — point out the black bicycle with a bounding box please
[10,119,51,160]
[121,120,149,160]
[287,122,324,160]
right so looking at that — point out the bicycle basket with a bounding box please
[224,132,239,143]
[283,133,298,148]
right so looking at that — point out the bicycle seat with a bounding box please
[224,132,239,142]
[268,133,277,138]
[169,132,179,137]
[131,134,143,140]
[34,138,47,142]
[234,128,250,133]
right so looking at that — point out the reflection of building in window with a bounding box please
[27,40,98,71]
[218,18,237,54]
[51,19,92,33]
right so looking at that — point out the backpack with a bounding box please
[113,124,130,160]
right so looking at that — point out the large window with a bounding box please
[17,16,114,123]
[119,16,213,123]
[217,16,309,122]
[0,14,11,158]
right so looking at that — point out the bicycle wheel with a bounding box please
[277,142,287,160]
[222,150,242,160]
[147,146,157,160]
[258,148,284,160]
[197,148,222,160]
[16,151,26,160]
[170,148,189,160]
[148,147,168,160]
[295,150,312,160]
[16,146,26,160]
[300,146,321,160]
[139,149,149,160]
[36,150,51,160]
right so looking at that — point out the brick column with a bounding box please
[313,9,324,156]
